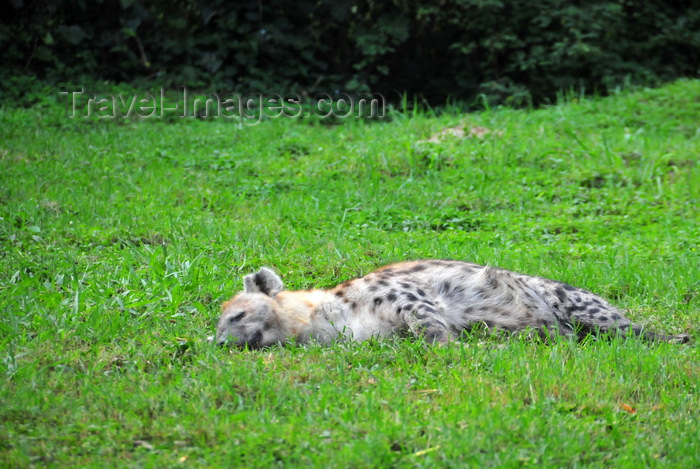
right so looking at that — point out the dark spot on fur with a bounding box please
[404,293,418,302]
[408,264,428,273]
[441,281,452,292]
[424,307,435,314]
[351,302,357,309]
[563,283,576,292]
[378,279,389,287]
[415,313,428,320]
[417,288,426,297]
[555,288,567,303]
[396,306,403,314]
[373,297,383,306]
[387,292,397,302]
[566,304,586,313]
[368,285,378,292]
[588,308,600,315]
[335,291,344,297]
[400,282,411,289]
[611,314,621,320]
[598,316,609,322]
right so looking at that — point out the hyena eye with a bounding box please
[228,311,246,324]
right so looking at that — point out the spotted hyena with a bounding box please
[211,260,689,348]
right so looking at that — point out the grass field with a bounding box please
[1,80,698,467]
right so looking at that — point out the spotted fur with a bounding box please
[212,260,689,348]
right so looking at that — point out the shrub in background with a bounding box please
[1,0,698,106]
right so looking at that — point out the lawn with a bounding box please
[0,80,698,467]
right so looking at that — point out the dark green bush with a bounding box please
[1,0,698,106]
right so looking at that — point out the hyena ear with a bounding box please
[243,267,284,296]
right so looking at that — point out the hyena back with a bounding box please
[212,260,689,348]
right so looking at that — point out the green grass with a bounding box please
[1,80,698,467]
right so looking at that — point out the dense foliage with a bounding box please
[2,0,698,105]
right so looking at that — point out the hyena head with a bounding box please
[214,267,287,349]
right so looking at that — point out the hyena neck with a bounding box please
[274,289,337,340]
